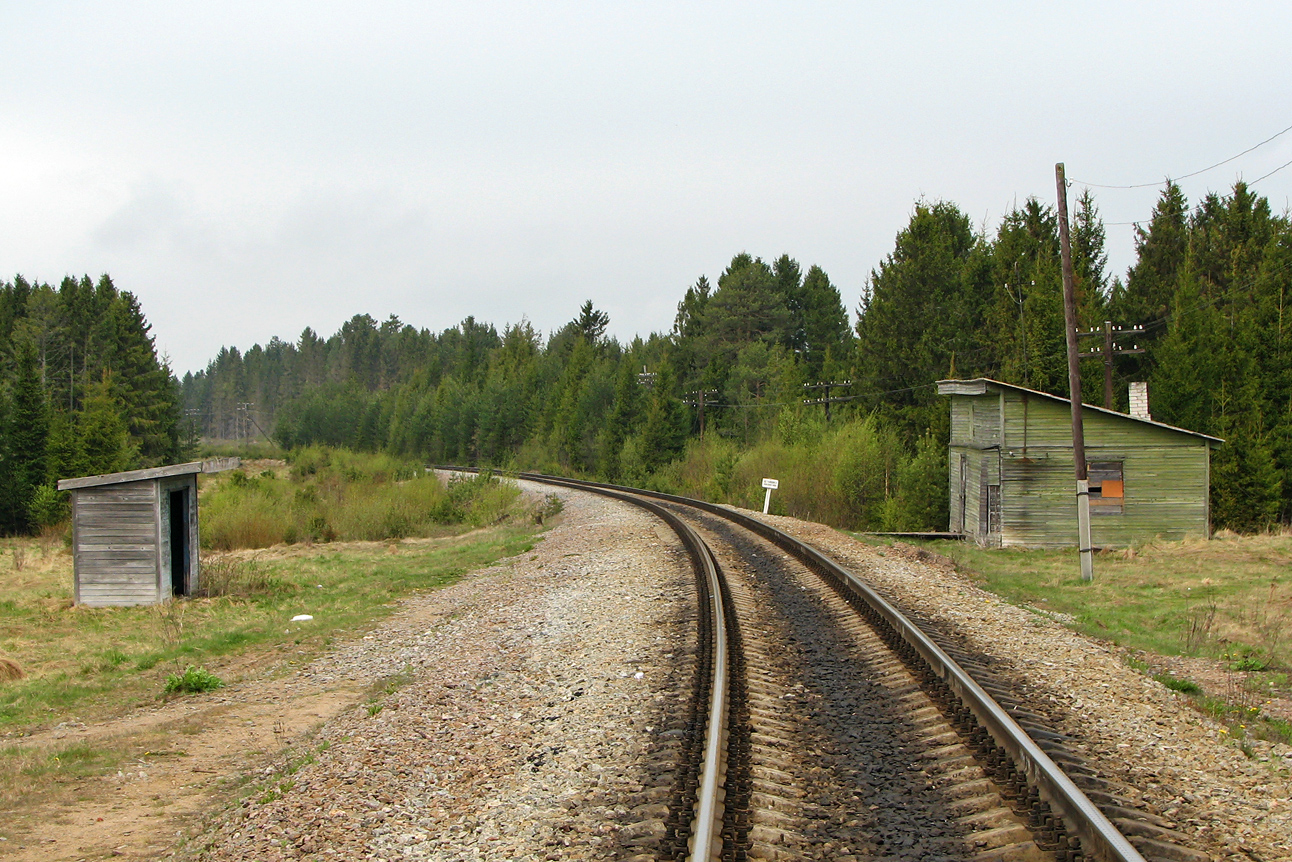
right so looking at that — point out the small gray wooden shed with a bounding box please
[57,458,239,607]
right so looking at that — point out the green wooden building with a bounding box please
[937,379,1221,548]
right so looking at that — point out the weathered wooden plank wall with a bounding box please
[997,391,1211,547]
[72,480,159,606]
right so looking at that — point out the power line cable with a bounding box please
[1070,121,1292,190]
[1249,155,1292,186]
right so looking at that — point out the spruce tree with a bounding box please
[798,265,851,377]
[78,373,135,476]
[1,340,50,533]
[640,363,687,470]
[1109,181,1189,384]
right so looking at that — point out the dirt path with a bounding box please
[1,653,375,859]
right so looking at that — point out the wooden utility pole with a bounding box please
[1078,321,1145,409]
[1056,163,1094,582]
[802,380,852,422]
[684,389,718,439]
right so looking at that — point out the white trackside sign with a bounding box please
[761,478,778,514]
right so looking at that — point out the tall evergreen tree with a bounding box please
[640,362,687,470]
[0,339,50,533]
[798,265,851,377]
[78,373,134,476]
[856,201,990,434]
[700,255,792,365]
[109,291,180,464]
[986,198,1066,393]
[1109,181,1189,383]
[1071,188,1110,318]
[574,300,610,344]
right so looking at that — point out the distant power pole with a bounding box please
[684,389,719,439]
[1056,163,1093,582]
[802,380,852,422]
[1079,321,1145,409]
[636,366,657,389]
[237,402,255,443]
[184,408,201,448]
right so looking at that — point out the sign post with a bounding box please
[761,478,779,514]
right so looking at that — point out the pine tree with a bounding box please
[700,255,792,364]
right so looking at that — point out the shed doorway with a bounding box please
[169,488,190,596]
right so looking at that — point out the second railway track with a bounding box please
[446,468,1211,862]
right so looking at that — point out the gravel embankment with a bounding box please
[754,510,1292,862]
[190,485,693,862]
[190,485,1291,862]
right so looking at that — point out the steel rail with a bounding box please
[448,470,731,861]
[506,471,1147,862]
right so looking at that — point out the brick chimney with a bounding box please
[1129,381,1150,421]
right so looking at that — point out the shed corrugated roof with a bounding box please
[936,378,1223,444]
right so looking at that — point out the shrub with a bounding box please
[197,557,279,598]
[200,449,524,549]
[163,665,224,695]
[533,493,563,524]
[26,484,69,530]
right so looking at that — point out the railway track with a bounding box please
[444,469,1204,862]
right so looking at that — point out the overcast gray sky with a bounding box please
[3,2,1290,375]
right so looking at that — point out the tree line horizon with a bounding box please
[2,179,1289,534]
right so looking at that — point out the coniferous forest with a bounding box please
[4,181,1291,535]
[0,275,181,533]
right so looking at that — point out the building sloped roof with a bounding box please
[936,378,1223,444]
[57,457,242,491]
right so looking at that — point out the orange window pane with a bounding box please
[1100,479,1123,499]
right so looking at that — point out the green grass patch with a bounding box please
[163,665,224,695]
[0,522,539,732]
[1154,675,1202,694]
[908,534,1292,669]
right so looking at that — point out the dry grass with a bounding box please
[0,521,539,815]
[0,657,24,681]
[198,454,524,550]
[928,531,1292,665]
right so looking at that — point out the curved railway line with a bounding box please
[447,469,1210,862]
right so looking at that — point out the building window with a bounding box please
[1089,461,1124,514]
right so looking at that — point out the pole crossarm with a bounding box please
[684,389,720,439]
[1077,321,1147,408]
[801,380,852,421]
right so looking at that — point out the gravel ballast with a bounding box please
[754,510,1292,862]
[191,485,694,861]
[190,486,1291,862]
